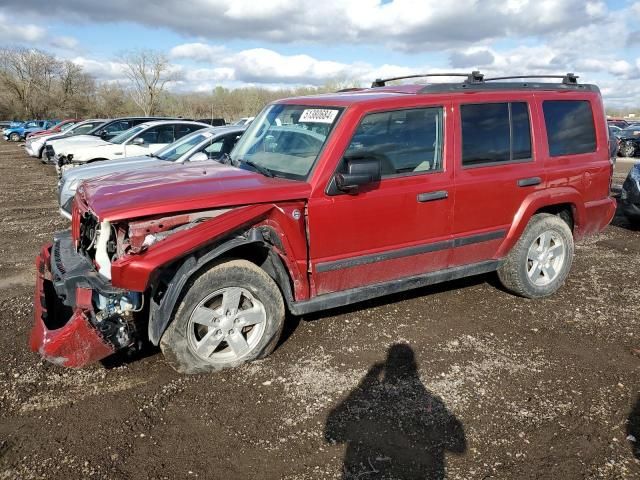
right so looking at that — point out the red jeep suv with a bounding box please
[32,72,616,373]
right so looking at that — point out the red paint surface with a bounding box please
[31,245,114,368]
[69,85,615,301]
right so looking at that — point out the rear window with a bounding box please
[543,100,596,156]
[461,102,532,167]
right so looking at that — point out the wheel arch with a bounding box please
[147,230,296,346]
[495,188,585,258]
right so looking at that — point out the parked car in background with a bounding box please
[617,126,640,157]
[25,119,79,139]
[3,120,58,142]
[57,125,246,217]
[608,118,630,129]
[0,121,14,130]
[609,125,622,136]
[197,118,226,127]
[232,116,255,126]
[31,72,616,371]
[46,117,187,165]
[26,119,108,160]
[56,120,209,176]
[622,163,640,222]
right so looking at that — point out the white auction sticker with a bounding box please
[299,109,339,124]
[202,131,213,138]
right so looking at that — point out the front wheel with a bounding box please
[9,133,20,142]
[160,259,285,374]
[498,213,574,299]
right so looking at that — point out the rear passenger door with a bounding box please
[451,99,545,266]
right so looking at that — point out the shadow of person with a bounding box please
[325,344,466,479]
[628,395,640,460]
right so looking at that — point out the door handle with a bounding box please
[417,190,448,202]
[517,177,542,187]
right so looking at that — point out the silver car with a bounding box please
[58,125,245,218]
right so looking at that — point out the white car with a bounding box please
[25,119,107,160]
[57,125,246,217]
[56,120,209,176]
[233,117,255,126]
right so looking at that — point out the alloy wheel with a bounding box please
[526,231,566,286]
[186,287,267,364]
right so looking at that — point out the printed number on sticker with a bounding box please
[299,109,339,124]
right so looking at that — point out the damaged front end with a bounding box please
[31,199,231,368]
[31,228,142,368]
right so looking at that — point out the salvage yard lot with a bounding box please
[0,142,638,479]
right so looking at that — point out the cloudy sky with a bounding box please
[0,0,639,106]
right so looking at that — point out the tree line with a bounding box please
[0,47,348,122]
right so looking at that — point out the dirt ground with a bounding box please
[0,142,638,479]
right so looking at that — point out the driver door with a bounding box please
[307,104,455,295]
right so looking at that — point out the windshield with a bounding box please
[60,122,75,131]
[156,130,213,161]
[230,104,342,180]
[110,125,145,144]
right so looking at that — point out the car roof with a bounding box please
[135,120,211,129]
[277,76,600,108]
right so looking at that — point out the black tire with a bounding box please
[160,259,285,374]
[497,213,574,299]
[9,132,20,142]
[620,141,636,158]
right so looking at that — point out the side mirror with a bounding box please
[99,130,108,139]
[189,152,209,162]
[335,155,381,192]
[132,137,145,146]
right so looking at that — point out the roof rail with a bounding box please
[371,71,483,88]
[483,73,579,85]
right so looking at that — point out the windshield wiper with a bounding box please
[239,159,275,178]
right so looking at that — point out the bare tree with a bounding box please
[120,49,179,116]
[0,47,62,117]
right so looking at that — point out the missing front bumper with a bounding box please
[31,243,116,367]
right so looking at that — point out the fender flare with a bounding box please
[495,187,584,258]
[147,231,295,345]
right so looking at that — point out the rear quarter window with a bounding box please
[543,100,596,156]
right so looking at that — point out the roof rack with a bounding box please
[371,71,483,88]
[483,73,579,85]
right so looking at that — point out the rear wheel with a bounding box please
[498,214,574,298]
[160,259,285,374]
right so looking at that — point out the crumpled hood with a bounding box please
[79,162,311,221]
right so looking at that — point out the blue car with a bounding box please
[3,120,58,142]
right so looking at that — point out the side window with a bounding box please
[461,102,532,167]
[136,125,174,144]
[104,121,129,134]
[542,100,596,156]
[204,139,224,156]
[175,124,199,140]
[344,107,444,177]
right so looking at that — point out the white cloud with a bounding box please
[50,35,79,50]
[0,12,46,43]
[70,56,127,81]
[170,43,226,63]
[0,0,611,52]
